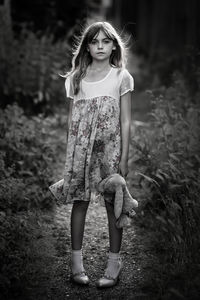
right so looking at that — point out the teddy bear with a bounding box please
[97,173,138,228]
[49,174,138,228]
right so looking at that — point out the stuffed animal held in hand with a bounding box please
[97,173,138,228]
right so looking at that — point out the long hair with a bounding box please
[66,21,128,95]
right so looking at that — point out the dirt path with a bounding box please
[27,94,158,300]
[29,199,157,300]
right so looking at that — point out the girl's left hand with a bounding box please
[119,159,128,178]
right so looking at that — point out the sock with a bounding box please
[71,249,84,275]
[105,251,122,279]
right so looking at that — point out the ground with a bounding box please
[28,202,157,300]
[26,91,159,300]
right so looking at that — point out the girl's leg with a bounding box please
[105,200,123,253]
[71,200,89,250]
[70,201,90,284]
[96,200,123,287]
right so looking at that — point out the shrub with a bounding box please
[129,72,200,296]
[0,27,71,114]
[130,73,200,299]
[0,103,57,297]
[0,103,56,209]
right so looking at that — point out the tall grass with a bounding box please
[130,71,200,298]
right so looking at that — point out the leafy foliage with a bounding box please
[0,27,70,114]
[130,71,200,298]
[0,103,57,297]
[0,103,56,208]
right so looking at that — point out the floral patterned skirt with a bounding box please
[49,96,121,204]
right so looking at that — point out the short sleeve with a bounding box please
[120,69,134,96]
[65,76,74,100]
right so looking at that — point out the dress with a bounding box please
[50,67,134,204]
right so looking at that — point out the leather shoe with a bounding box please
[96,275,119,288]
[96,259,122,288]
[71,271,89,285]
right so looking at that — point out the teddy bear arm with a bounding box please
[114,186,124,219]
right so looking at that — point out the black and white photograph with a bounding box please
[0,0,200,299]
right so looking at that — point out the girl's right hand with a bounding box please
[119,159,128,178]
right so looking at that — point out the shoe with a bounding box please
[96,258,122,288]
[71,270,89,285]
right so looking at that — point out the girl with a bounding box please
[50,21,134,288]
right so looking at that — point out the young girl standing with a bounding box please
[50,21,134,288]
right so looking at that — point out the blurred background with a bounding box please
[0,1,200,299]
[1,0,200,113]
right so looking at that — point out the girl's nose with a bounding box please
[98,42,103,49]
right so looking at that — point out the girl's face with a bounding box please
[87,30,116,63]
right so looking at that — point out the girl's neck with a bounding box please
[89,60,111,72]
[84,61,112,82]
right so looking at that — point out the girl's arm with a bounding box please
[119,91,132,177]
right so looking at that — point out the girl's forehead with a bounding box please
[93,30,111,40]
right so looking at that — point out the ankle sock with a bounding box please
[105,251,122,279]
[71,249,85,275]
[108,251,120,260]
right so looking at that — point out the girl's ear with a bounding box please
[112,46,116,50]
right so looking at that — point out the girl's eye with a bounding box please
[90,40,97,45]
[104,40,110,44]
